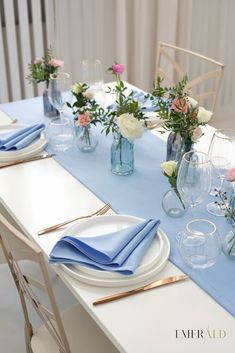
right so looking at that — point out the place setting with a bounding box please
[48,212,171,289]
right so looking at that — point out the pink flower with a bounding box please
[49,59,64,68]
[171,97,189,113]
[112,63,125,74]
[34,57,41,64]
[77,113,91,126]
[83,90,94,99]
[225,168,235,182]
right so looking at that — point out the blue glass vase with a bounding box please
[111,133,134,175]
[43,89,58,117]
[166,132,193,164]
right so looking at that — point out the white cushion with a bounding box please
[31,304,119,353]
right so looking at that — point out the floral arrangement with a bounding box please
[160,160,186,209]
[27,48,64,88]
[102,63,146,141]
[67,83,104,127]
[215,168,235,255]
[152,76,213,144]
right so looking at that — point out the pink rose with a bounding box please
[77,113,91,126]
[34,57,41,64]
[225,168,235,182]
[171,97,189,113]
[112,63,125,74]
[49,59,64,68]
[83,90,94,99]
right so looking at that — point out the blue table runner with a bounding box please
[1,97,235,317]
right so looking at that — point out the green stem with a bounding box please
[228,233,235,255]
[174,188,186,210]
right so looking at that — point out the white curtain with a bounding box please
[53,0,234,112]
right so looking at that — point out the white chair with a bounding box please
[0,213,119,353]
[155,42,224,112]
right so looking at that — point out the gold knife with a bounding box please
[0,153,55,169]
[93,274,189,305]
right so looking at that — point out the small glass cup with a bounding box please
[177,219,221,269]
[48,117,74,152]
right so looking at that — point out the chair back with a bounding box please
[0,213,71,353]
[155,42,224,111]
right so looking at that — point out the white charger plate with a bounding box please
[60,215,170,287]
[0,124,47,162]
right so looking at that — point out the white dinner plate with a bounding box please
[60,215,170,287]
[0,124,47,162]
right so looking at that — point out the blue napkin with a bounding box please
[49,219,160,275]
[0,124,45,151]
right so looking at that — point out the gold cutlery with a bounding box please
[0,153,55,169]
[93,274,189,305]
[38,203,112,236]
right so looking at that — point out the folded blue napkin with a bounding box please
[0,124,45,151]
[49,219,160,275]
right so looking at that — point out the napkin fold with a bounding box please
[0,124,45,151]
[49,219,160,275]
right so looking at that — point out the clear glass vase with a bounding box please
[76,125,98,152]
[161,188,188,218]
[111,132,134,175]
[166,132,193,163]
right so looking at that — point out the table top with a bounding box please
[0,85,234,353]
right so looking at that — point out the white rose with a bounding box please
[188,96,198,108]
[160,161,177,177]
[197,106,213,123]
[117,113,144,141]
[191,126,203,142]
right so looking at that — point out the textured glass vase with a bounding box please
[166,132,193,163]
[222,227,235,260]
[161,188,188,218]
[76,125,98,152]
[111,133,134,175]
[43,89,58,117]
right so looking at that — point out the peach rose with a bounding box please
[171,97,189,113]
[77,113,91,126]
[83,90,94,99]
[225,168,235,182]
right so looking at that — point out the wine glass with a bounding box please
[48,72,72,118]
[81,59,104,105]
[177,151,212,210]
[207,129,235,216]
[48,73,74,152]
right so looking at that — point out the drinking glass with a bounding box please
[177,151,212,209]
[81,59,104,105]
[207,129,235,216]
[177,219,221,269]
[48,73,74,151]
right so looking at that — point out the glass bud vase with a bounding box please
[111,133,134,176]
[166,132,193,163]
[76,125,98,152]
[161,188,188,218]
[43,89,58,117]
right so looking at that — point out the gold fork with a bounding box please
[38,203,112,236]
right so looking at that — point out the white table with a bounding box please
[0,86,234,353]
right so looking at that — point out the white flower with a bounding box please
[160,161,177,177]
[192,126,203,142]
[197,106,213,123]
[117,113,144,141]
[188,96,198,108]
[72,83,83,95]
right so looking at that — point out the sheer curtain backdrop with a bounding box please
[0,0,234,126]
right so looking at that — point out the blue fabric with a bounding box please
[1,97,235,317]
[0,123,45,150]
[49,219,160,275]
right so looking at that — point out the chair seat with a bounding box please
[31,304,119,353]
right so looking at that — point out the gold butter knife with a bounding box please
[93,274,189,305]
[0,153,55,169]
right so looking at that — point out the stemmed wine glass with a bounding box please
[177,151,212,211]
[206,129,235,216]
[48,73,74,152]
